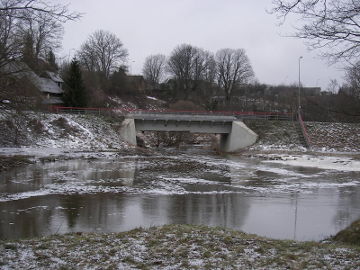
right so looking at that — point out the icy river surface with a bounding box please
[0,147,359,241]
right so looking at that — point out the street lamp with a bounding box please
[298,56,303,112]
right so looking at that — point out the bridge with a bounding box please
[121,112,260,152]
[52,107,295,152]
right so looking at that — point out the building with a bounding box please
[3,62,64,105]
[38,71,65,104]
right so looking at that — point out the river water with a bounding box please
[0,147,359,241]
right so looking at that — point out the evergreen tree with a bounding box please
[63,59,87,107]
[47,49,58,71]
[22,33,37,71]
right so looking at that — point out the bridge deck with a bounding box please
[128,113,237,122]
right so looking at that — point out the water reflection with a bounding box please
[0,152,359,241]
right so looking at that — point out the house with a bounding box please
[302,87,321,96]
[36,75,64,105]
[265,86,321,97]
[3,62,64,105]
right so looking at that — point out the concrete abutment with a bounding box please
[219,121,258,152]
[119,119,137,146]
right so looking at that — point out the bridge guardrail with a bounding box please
[50,106,292,121]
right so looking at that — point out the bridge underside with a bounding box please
[120,118,258,152]
[134,119,232,134]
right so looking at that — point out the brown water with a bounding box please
[0,149,359,241]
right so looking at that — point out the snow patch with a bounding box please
[264,155,360,172]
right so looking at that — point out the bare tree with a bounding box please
[215,48,254,101]
[0,9,21,70]
[345,61,360,99]
[167,44,215,98]
[142,54,166,89]
[271,0,360,63]
[0,0,79,72]
[17,11,63,70]
[0,0,81,22]
[327,79,339,94]
[78,30,128,78]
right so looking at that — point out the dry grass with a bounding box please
[1,224,359,269]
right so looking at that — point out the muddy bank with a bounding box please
[1,224,359,270]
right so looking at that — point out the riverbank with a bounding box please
[1,111,360,153]
[1,224,359,269]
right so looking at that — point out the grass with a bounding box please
[1,224,360,269]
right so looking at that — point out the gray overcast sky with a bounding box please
[60,0,345,90]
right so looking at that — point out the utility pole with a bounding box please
[298,56,303,112]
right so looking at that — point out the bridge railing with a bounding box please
[50,106,293,120]
[124,109,292,120]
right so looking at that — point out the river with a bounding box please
[0,147,359,241]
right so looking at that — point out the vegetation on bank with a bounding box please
[1,224,359,269]
[0,155,33,172]
[333,219,360,246]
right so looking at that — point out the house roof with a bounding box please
[2,62,64,95]
[45,71,64,83]
[36,77,64,94]
[3,61,38,79]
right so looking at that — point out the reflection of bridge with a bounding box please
[52,107,293,152]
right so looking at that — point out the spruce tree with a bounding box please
[47,49,58,71]
[63,59,87,107]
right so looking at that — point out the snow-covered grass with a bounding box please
[1,224,359,270]
[245,120,360,153]
[0,112,129,150]
[307,122,360,152]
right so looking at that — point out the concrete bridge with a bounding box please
[51,106,294,152]
[121,112,258,152]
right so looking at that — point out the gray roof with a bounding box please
[2,62,64,95]
[36,77,64,94]
[3,62,38,79]
[45,71,64,83]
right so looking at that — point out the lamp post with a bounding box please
[298,56,303,112]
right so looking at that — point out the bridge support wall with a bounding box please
[220,121,258,152]
[119,119,137,145]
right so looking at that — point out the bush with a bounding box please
[332,219,360,246]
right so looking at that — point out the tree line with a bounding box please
[60,33,255,108]
[142,45,254,102]
[0,0,359,121]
